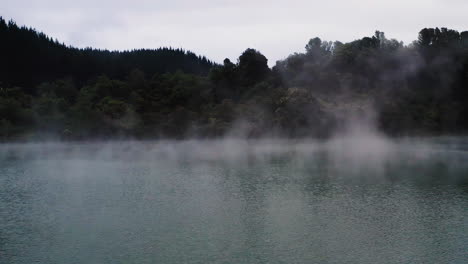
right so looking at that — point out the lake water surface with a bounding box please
[1,138,467,263]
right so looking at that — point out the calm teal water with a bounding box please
[1,138,467,264]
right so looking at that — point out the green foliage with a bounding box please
[98,97,128,119]
[1,17,468,139]
[0,17,215,92]
[237,48,270,87]
[0,119,14,139]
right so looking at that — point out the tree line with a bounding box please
[1,17,467,140]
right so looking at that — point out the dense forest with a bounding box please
[1,17,467,140]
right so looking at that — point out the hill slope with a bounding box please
[0,17,215,92]
[0,17,467,140]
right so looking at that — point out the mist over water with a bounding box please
[1,136,467,263]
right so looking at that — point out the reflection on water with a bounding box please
[0,139,467,264]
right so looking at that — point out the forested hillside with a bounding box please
[0,18,214,91]
[1,17,467,140]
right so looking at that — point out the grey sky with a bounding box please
[3,0,467,65]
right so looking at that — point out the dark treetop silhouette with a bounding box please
[1,17,467,140]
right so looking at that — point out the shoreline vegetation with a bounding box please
[1,17,467,141]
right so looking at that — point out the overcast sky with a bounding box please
[3,0,467,65]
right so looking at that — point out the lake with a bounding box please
[1,137,467,264]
